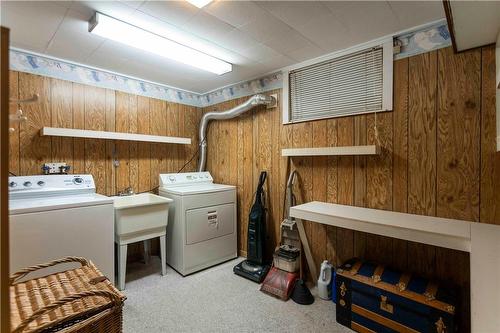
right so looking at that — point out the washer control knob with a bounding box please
[193,175,198,179]
[37,181,45,186]
[169,176,175,182]
[23,181,32,187]
[9,181,17,188]
[73,177,83,185]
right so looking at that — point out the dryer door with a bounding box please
[185,203,235,245]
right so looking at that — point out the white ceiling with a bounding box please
[1,0,444,93]
[448,1,500,52]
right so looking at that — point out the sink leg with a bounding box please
[143,240,150,264]
[160,235,167,276]
[117,244,127,290]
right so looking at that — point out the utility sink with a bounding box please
[113,193,173,240]
[112,193,173,290]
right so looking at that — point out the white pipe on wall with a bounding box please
[197,94,275,172]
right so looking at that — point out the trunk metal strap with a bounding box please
[397,273,411,291]
[372,265,385,283]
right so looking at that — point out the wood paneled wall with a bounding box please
[8,71,202,259]
[203,46,499,332]
[8,71,201,194]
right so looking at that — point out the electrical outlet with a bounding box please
[42,162,70,174]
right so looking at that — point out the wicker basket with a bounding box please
[10,257,126,333]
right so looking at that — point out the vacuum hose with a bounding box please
[197,94,275,172]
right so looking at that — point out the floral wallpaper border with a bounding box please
[394,20,451,60]
[9,20,450,108]
[199,72,282,107]
[10,49,203,107]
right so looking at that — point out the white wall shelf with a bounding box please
[289,201,500,332]
[40,127,191,145]
[282,145,380,157]
[290,201,470,251]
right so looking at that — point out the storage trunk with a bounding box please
[336,258,457,333]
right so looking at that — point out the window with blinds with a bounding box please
[287,44,391,123]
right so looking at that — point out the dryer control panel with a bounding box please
[160,172,213,187]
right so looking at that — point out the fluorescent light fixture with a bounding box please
[89,12,232,75]
[186,0,212,8]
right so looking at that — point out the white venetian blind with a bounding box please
[289,46,384,122]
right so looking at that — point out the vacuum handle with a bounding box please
[255,171,267,202]
[257,171,267,189]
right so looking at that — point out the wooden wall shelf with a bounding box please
[41,127,191,145]
[289,201,500,332]
[282,145,379,157]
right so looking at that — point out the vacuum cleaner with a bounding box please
[233,171,270,283]
[260,169,314,304]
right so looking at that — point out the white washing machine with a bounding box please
[9,175,114,282]
[159,172,237,276]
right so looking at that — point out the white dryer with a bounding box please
[9,175,114,282]
[159,172,237,276]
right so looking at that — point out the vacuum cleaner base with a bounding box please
[233,260,270,283]
[260,266,298,301]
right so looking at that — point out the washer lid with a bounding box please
[9,194,113,215]
[159,183,235,196]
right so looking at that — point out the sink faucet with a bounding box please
[118,186,134,196]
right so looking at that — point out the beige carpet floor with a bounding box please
[122,256,351,332]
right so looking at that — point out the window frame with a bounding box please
[282,38,393,124]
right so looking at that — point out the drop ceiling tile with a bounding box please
[137,0,200,27]
[46,9,104,62]
[239,43,284,63]
[69,0,137,21]
[53,8,98,37]
[183,11,236,44]
[118,0,146,10]
[47,36,98,63]
[286,43,325,63]
[255,1,327,29]
[9,41,46,54]
[257,54,294,72]
[122,56,212,88]
[239,11,292,44]
[49,1,75,9]
[292,11,351,52]
[203,1,266,28]
[262,28,316,55]
[387,1,445,30]
[217,28,261,53]
[322,1,400,42]
[85,40,131,68]
[0,1,68,51]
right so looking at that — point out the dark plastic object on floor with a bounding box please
[233,260,270,283]
[291,279,314,305]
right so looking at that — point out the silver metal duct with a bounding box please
[197,94,275,172]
